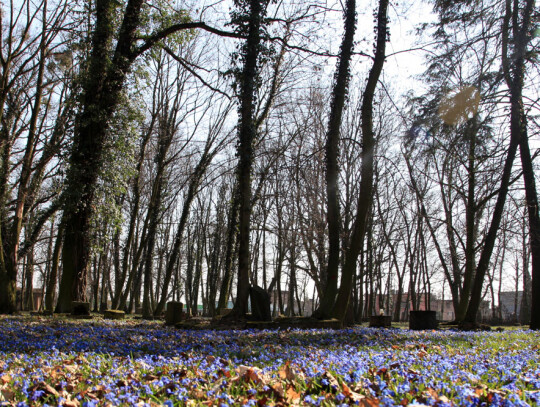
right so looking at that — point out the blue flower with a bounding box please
[30,390,45,401]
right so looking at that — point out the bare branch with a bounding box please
[163,45,232,100]
[134,22,243,58]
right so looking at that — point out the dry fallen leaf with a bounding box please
[439,395,450,403]
[236,365,269,385]
[271,382,284,398]
[64,365,79,374]
[359,398,381,406]
[424,388,439,400]
[278,362,305,381]
[341,382,362,401]
[0,388,15,402]
[286,386,301,403]
[38,381,60,397]
[192,389,205,399]
[322,371,340,391]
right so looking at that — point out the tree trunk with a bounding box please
[463,0,534,326]
[153,147,215,316]
[112,130,151,308]
[314,0,357,319]
[517,101,540,329]
[142,149,168,318]
[24,249,35,311]
[454,119,478,321]
[57,0,136,312]
[229,0,265,319]
[45,220,64,311]
[332,0,388,322]
[56,0,199,311]
[216,190,240,312]
[0,4,48,313]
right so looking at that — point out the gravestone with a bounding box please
[71,301,90,316]
[219,308,232,317]
[409,310,438,330]
[165,301,184,326]
[369,315,392,328]
[249,285,272,321]
[104,309,125,320]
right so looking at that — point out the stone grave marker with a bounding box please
[71,301,90,316]
[104,309,125,320]
[369,315,392,328]
[409,310,438,330]
[165,301,184,325]
[249,285,272,321]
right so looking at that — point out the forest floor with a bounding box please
[0,316,538,406]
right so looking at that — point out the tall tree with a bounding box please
[227,0,269,319]
[153,118,227,316]
[0,0,71,313]
[312,0,357,319]
[55,0,239,312]
[332,0,389,322]
[464,0,537,327]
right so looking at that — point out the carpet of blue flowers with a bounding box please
[0,317,538,406]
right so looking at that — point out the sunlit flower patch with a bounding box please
[0,317,538,406]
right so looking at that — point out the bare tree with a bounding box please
[332,0,389,322]
[0,0,72,313]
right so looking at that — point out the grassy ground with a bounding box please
[0,316,538,406]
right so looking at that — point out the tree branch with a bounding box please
[162,45,232,100]
[134,22,243,58]
[18,199,61,258]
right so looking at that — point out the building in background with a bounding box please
[497,291,523,323]
[15,288,43,311]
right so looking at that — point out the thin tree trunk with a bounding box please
[454,119,478,321]
[520,209,532,324]
[112,130,151,308]
[518,107,540,329]
[216,189,240,313]
[463,0,534,325]
[314,0,357,319]
[153,147,216,316]
[332,0,389,322]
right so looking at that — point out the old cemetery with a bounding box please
[0,304,539,406]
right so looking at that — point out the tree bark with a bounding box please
[0,1,51,313]
[111,130,150,309]
[454,118,479,321]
